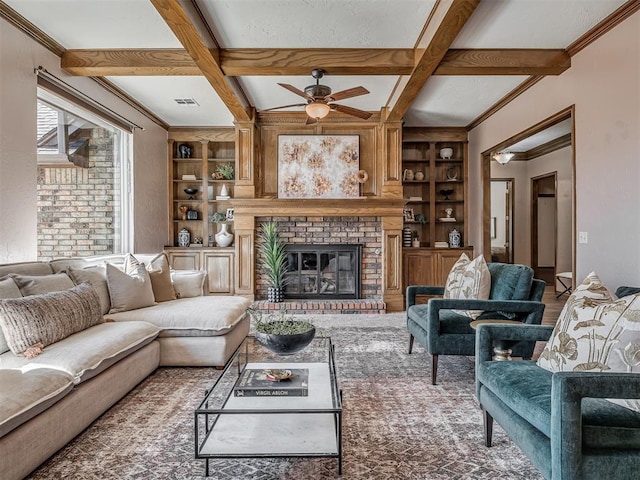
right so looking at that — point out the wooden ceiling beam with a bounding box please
[62,49,202,76]
[434,49,570,75]
[149,0,250,121]
[387,0,480,122]
[62,47,570,77]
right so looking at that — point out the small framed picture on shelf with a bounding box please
[226,208,234,221]
[403,207,415,223]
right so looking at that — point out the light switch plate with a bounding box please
[579,232,588,244]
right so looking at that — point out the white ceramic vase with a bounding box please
[220,184,229,197]
[215,223,233,247]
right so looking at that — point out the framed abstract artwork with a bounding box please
[278,135,360,198]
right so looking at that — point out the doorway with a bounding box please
[490,179,514,263]
[531,173,557,284]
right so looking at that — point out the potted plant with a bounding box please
[249,308,316,355]
[215,163,234,180]
[257,221,288,302]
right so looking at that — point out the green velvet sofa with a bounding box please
[407,263,546,384]
[476,316,640,479]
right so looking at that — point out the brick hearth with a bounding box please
[252,299,386,314]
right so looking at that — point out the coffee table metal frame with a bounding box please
[195,336,342,476]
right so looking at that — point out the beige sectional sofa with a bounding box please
[0,253,251,480]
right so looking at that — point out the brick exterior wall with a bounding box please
[255,216,382,301]
[37,128,120,261]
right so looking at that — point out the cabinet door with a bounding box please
[203,251,234,295]
[167,250,201,270]
[435,249,473,285]
[404,251,436,287]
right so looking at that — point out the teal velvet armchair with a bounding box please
[476,322,640,480]
[406,263,546,384]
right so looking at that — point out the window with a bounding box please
[36,87,133,260]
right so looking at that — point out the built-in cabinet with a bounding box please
[165,248,235,295]
[402,128,472,289]
[166,128,237,296]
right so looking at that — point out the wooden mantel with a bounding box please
[231,198,407,217]
[232,197,406,312]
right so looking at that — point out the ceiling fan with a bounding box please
[263,69,372,124]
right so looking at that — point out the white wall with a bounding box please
[0,18,169,262]
[471,11,640,288]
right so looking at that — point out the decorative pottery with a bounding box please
[446,167,459,181]
[184,188,198,199]
[267,286,284,303]
[178,228,190,247]
[440,147,453,159]
[414,171,425,181]
[178,144,191,158]
[412,238,420,248]
[403,169,414,181]
[449,228,461,248]
[186,210,198,220]
[178,205,189,220]
[402,227,413,248]
[439,189,454,201]
[215,223,233,247]
[220,184,229,197]
[255,324,316,355]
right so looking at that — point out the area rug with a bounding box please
[28,313,543,480]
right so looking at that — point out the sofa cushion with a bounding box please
[11,272,74,296]
[0,368,74,438]
[0,283,104,356]
[0,277,21,355]
[0,262,53,277]
[443,253,491,319]
[0,321,159,383]
[537,272,640,413]
[170,270,206,298]
[478,360,640,448]
[66,265,111,315]
[106,261,156,313]
[106,295,251,337]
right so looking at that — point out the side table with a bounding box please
[470,319,523,361]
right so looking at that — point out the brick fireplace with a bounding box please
[231,198,406,313]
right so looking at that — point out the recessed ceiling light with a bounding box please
[173,98,200,107]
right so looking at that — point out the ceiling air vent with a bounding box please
[173,98,200,107]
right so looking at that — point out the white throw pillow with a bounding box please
[537,272,640,413]
[170,270,206,299]
[106,261,156,313]
[443,253,491,319]
[66,266,111,315]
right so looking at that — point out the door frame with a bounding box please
[491,178,514,263]
[481,105,576,288]
[531,172,557,279]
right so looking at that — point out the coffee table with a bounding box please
[195,336,342,475]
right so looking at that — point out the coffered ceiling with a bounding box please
[1,0,634,129]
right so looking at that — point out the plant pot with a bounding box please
[255,327,316,355]
[267,286,284,303]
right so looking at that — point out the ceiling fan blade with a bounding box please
[331,103,373,120]
[278,83,314,100]
[305,116,318,125]
[325,86,369,102]
[261,103,307,112]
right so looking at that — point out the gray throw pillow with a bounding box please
[0,283,104,356]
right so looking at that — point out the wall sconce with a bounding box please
[493,151,515,165]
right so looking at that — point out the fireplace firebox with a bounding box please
[284,244,362,299]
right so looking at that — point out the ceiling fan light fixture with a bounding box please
[305,101,331,120]
[493,151,515,165]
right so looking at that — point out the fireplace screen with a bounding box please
[284,245,362,299]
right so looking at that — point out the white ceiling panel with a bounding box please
[404,76,528,127]
[241,75,399,112]
[3,0,182,48]
[196,0,436,48]
[453,0,627,48]
[107,76,234,126]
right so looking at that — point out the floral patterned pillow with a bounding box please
[537,272,640,413]
[443,253,491,319]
